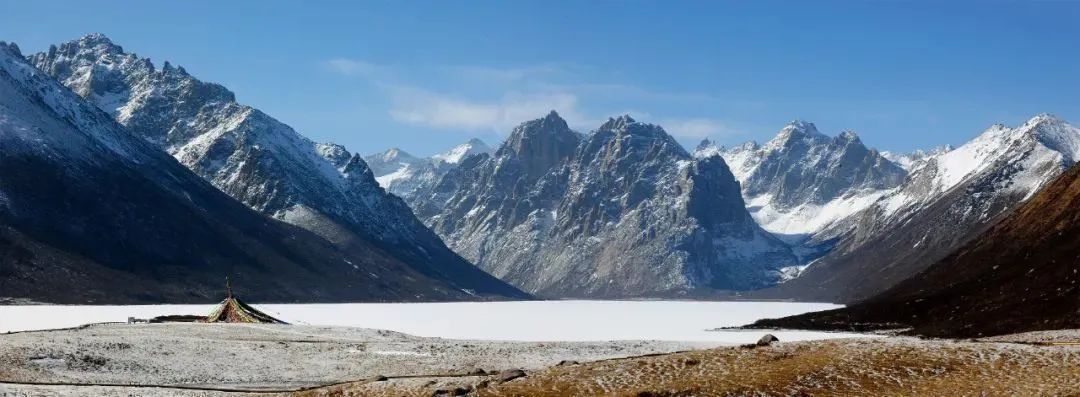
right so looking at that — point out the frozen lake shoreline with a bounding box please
[0,300,869,343]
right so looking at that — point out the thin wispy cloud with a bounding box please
[443,64,570,85]
[323,58,734,138]
[661,118,741,139]
[388,86,587,132]
[323,58,392,79]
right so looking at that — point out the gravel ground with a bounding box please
[0,323,717,395]
[4,323,1075,396]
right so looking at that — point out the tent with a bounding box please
[205,279,288,324]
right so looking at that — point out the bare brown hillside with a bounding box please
[299,337,1080,396]
[755,163,1080,337]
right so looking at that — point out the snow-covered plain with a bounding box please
[0,300,868,343]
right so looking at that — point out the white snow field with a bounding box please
[0,300,869,343]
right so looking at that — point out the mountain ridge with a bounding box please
[753,161,1080,337]
[365,138,494,200]
[763,113,1080,303]
[410,111,797,297]
[0,40,521,303]
[28,34,527,300]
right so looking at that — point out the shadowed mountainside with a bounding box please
[753,163,1080,337]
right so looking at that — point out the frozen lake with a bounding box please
[0,300,871,344]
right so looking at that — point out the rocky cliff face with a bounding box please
[29,34,527,299]
[0,41,518,303]
[763,114,1080,303]
[695,121,906,239]
[413,112,797,298]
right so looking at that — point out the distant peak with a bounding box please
[512,111,570,136]
[432,138,494,164]
[1026,112,1064,126]
[76,33,122,51]
[739,140,761,151]
[599,114,637,131]
[837,130,861,143]
[772,120,825,145]
[517,110,568,130]
[464,137,488,147]
[381,147,414,161]
[1016,113,1072,138]
[0,41,21,57]
[498,111,579,161]
[783,119,818,133]
[81,33,112,43]
[696,138,715,151]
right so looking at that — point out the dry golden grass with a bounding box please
[294,337,1080,397]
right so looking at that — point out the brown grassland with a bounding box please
[294,337,1080,397]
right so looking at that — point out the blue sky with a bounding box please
[2,1,1078,157]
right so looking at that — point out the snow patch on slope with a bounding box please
[431,138,492,165]
[747,188,895,236]
[695,121,905,238]
[881,145,953,172]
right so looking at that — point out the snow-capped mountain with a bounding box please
[413,111,797,298]
[758,158,1080,337]
[364,138,493,200]
[0,41,520,303]
[768,113,1080,302]
[881,145,954,171]
[29,34,527,300]
[431,138,493,165]
[694,121,906,239]
[366,148,423,177]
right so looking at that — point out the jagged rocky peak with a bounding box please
[708,120,907,238]
[750,121,905,203]
[497,110,581,177]
[316,143,352,168]
[769,113,1080,304]
[695,138,715,152]
[412,112,796,297]
[772,119,825,142]
[837,130,860,143]
[69,32,125,55]
[30,33,236,145]
[32,34,528,300]
[500,110,576,153]
[1,41,527,303]
[598,114,637,131]
[684,155,751,230]
[1021,113,1080,161]
[594,114,686,148]
[582,115,690,172]
[1,41,21,56]
[1028,112,1064,125]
